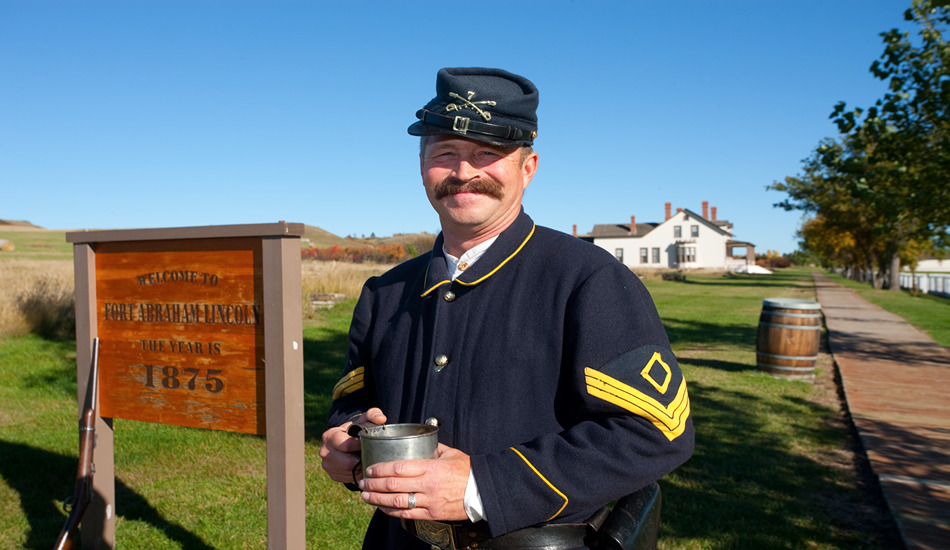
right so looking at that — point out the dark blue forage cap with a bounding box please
[408,67,538,147]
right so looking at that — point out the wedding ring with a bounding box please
[407,492,416,509]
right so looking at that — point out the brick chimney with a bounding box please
[711,207,717,221]
[702,201,709,219]
[665,202,671,220]
[676,207,683,214]
[629,215,636,235]
[572,224,577,237]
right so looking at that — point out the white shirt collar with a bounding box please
[444,236,498,281]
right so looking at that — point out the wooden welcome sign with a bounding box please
[68,222,305,549]
[95,237,266,433]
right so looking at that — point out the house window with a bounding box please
[674,226,682,238]
[678,246,696,264]
[691,225,699,237]
[652,248,660,263]
[640,248,648,264]
[615,248,624,262]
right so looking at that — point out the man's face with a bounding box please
[420,136,538,238]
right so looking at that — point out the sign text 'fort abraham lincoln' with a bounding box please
[95,237,266,434]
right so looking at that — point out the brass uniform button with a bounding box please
[443,290,456,302]
[434,355,449,371]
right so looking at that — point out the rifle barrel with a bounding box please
[53,338,99,550]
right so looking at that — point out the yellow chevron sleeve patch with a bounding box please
[509,447,569,521]
[585,367,690,442]
[332,367,365,400]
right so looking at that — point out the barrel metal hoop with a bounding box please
[758,322,821,331]
[758,351,819,361]
[757,363,816,372]
[761,298,821,310]
[761,311,822,319]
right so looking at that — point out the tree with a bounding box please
[772,0,950,289]
[770,138,891,285]
[837,0,950,288]
[797,216,858,270]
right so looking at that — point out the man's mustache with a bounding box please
[433,176,505,200]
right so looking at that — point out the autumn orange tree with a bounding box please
[796,216,867,274]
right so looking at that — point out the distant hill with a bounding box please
[300,224,437,251]
[0,219,44,230]
[302,224,352,248]
[0,219,433,252]
[359,232,438,247]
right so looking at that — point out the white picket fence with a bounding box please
[899,272,950,298]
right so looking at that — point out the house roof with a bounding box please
[677,209,733,235]
[584,208,733,239]
[587,223,659,238]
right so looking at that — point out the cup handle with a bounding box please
[344,459,362,492]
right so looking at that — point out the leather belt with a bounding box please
[404,514,603,550]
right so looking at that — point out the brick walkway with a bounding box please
[813,273,950,550]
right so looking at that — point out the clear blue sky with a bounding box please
[1,1,916,254]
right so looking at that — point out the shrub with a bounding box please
[661,271,688,282]
[757,256,792,269]
[302,235,435,265]
[16,274,75,340]
[0,259,74,338]
[302,244,411,263]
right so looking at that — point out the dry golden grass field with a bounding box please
[0,259,75,338]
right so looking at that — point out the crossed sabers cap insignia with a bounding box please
[445,91,496,121]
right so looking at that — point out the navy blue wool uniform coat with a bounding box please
[328,210,694,550]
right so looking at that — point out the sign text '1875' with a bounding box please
[140,365,224,393]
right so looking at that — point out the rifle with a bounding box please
[54,338,100,550]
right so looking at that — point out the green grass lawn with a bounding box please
[0,303,372,550]
[644,268,895,548]
[2,268,924,548]
[0,230,73,261]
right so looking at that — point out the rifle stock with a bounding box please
[54,339,99,550]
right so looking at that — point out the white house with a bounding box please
[903,257,950,273]
[899,256,950,296]
[577,201,755,271]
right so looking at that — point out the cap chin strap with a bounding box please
[419,109,536,144]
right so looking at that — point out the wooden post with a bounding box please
[263,236,306,549]
[73,242,116,550]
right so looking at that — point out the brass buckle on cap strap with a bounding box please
[452,116,470,135]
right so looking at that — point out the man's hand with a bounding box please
[358,444,471,522]
[319,408,387,484]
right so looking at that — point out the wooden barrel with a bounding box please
[756,298,822,380]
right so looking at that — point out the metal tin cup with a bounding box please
[359,423,439,467]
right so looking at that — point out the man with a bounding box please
[321,67,693,550]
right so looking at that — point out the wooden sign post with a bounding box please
[67,222,305,549]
